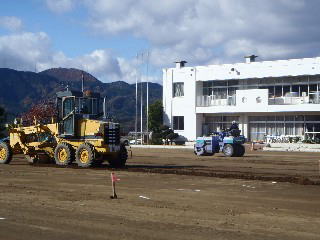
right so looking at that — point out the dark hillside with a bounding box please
[0,68,162,132]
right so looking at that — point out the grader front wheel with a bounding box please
[0,142,12,164]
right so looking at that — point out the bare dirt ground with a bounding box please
[126,147,320,184]
[0,149,320,240]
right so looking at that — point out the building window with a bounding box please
[248,115,320,141]
[173,116,184,130]
[173,82,184,97]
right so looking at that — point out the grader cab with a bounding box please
[0,90,128,168]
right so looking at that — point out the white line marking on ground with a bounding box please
[139,195,151,200]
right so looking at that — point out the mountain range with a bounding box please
[0,68,162,132]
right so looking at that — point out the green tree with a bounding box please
[148,102,180,145]
[148,100,163,132]
[0,107,6,138]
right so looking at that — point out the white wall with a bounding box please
[162,69,172,126]
[163,67,198,140]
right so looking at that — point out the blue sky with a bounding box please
[0,0,320,83]
[0,0,148,58]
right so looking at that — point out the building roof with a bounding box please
[168,57,320,81]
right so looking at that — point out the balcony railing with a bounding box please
[268,96,309,105]
[268,93,320,105]
[197,93,320,107]
[197,95,236,107]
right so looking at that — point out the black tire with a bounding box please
[26,153,52,164]
[54,143,74,166]
[75,143,95,168]
[237,145,245,157]
[25,155,38,164]
[232,145,240,157]
[0,141,12,164]
[223,144,234,157]
[108,144,128,168]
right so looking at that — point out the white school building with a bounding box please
[162,56,320,142]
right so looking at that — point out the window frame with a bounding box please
[173,82,184,97]
[173,116,184,130]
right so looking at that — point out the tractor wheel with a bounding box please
[54,143,74,166]
[237,145,245,157]
[108,144,128,168]
[194,146,214,156]
[223,144,234,157]
[194,146,205,156]
[0,141,12,164]
[75,143,95,168]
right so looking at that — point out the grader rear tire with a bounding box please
[108,144,128,168]
[54,143,74,166]
[0,142,12,164]
[75,143,95,168]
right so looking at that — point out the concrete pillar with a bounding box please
[239,114,249,139]
[196,114,204,138]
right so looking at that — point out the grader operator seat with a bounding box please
[56,90,102,138]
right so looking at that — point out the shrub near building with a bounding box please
[148,101,179,144]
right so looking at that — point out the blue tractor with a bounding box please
[194,129,246,157]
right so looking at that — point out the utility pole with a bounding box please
[135,54,138,145]
[140,53,144,145]
[146,51,150,144]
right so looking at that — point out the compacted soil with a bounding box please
[0,149,319,240]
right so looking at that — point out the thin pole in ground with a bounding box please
[110,172,120,199]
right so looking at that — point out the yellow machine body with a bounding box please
[9,120,119,158]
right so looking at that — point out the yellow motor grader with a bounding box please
[0,90,128,168]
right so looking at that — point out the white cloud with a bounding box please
[0,16,23,31]
[83,0,320,66]
[0,32,51,70]
[0,31,143,83]
[46,0,75,13]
